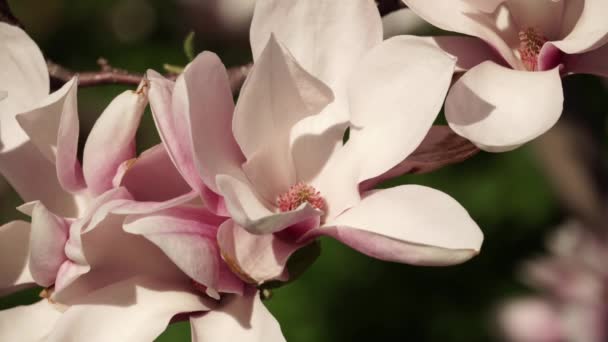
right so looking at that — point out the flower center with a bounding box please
[277,183,325,212]
[518,27,547,71]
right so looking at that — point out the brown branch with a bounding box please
[48,59,253,94]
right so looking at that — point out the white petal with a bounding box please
[446,61,563,152]
[0,221,34,295]
[0,300,62,342]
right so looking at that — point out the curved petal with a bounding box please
[446,61,564,152]
[28,202,70,287]
[16,78,85,192]
[190,292,286,342]
[564,43,608,77]
[250,0,381,95]
[345,36,456,183]
[46,276,213,342]
[497,297,563,342]
[147,70,221,212]
[314,185,484,266]
[0,221,35,295]
[0,22,49,152]
[402,0,521,68]
[216,174,322,234]
[234,35,333,202]
[0,300,62,342]
[359,126,479,192]
[217,220,301,284]
[183,52,244,194]
[82,83,148,196]
[506,0,565,40]
[552,0,608,54]
[123,206,244,297]
[116,144,192,202]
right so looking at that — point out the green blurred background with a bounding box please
[1,1,607,341]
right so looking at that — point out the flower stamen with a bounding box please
[277,183,325,212]
[518,27,547,71]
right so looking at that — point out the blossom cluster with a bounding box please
[0,0,606,341]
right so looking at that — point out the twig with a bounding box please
[47,59,253,94]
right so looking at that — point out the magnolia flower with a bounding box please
[143,0,483,288]
[0,23,284,341]
[403,0,608,151]
[497,221,608,342]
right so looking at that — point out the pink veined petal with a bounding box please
[217,219,302,285]
[311,185,483,266]
[216,174,322,235]
[563,43,608,78]
[82,83,148,196]
[16,78,85,193]
[234,35,334,203]
[116,144,192,202]
[147,70,221,213]
[0,220,35,295]
[506,0,565,40]
[345,36,456,183]
[0,22,49,152]
[46,276,213,342]
[28,202,70,287]
[123,206,244,297]
[551,0,608,54]
[402,0,522,68]
[0,300,63,342]
[250,0,381,96]
[180,52,245,194]
[498,297,563,342]
[359,126,479,192]
[190,291,286,342]
[446,61,564,152]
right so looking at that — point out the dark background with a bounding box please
[1,1,606,341]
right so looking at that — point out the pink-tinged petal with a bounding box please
[0,22,48,152]
[250,0,381,95]
[123,206,244,297]
[216,174,322,234]
[147,70,221,212]
[116,144,192,202]
[345,36,456,183]
[16,78,85,192]
[0,221,34,295]
[446,61,563,152]
[46,276,213,342]
[410,35,504,72]
[564,43,608,77]
[217,219,302,284]
[463,0,505,13]
[234,35,333,202]
[552,0,608,54]
[498,297,563,342]
[507,0,565,40]
[360,126,479,192]
[82,84,148,196]
[180,52,244,194]
[402,0,522,68]
[0,300,62,342]
[191,292,286,342]
[314,185,483,266]
[28,202,69,287]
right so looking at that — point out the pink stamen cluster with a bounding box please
[277,183,325,212]
[518,27,547,71]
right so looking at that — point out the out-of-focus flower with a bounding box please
[145,0,483,288]
[402,0,608,152]
[497,221,608,342]
[0,23,283,341]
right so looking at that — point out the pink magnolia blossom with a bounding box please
[403,0,608,152]
[0,23,285,341]
[143,0,483,287]
[497,221,608,342]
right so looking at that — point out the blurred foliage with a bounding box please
[1,1,607,341]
